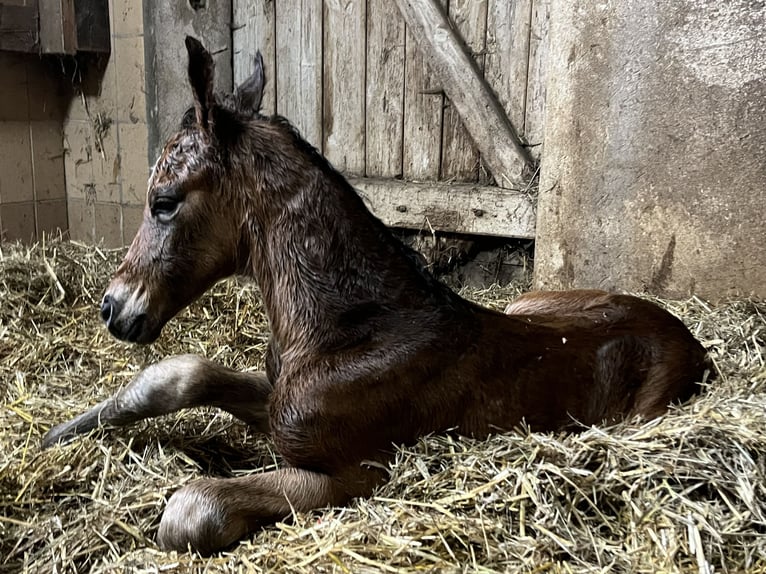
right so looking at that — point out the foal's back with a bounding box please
[452,290,709,435]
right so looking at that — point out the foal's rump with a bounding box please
[468,293,709,432]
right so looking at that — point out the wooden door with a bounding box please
[232,0,549,239]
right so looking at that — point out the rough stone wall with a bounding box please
[535,0,766,299]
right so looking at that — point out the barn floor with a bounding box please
[1,239,765,574]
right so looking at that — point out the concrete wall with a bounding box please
[63,0,149,247]
[535,0,766,299]
[0,53,68,242]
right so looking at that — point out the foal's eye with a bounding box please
[151,197,180,221]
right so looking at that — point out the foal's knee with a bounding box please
[157,479,249,555]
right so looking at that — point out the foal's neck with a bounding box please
[241,143,460,351]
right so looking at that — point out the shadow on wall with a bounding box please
[0,45,148,250]
[0,52,68,243]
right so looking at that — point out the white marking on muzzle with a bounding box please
[109,281,149,322]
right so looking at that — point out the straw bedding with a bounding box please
[1,239,764,573]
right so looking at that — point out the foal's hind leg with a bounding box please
[42,355,272,447]
[158,465,382,554]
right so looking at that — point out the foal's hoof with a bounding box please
[41,423,71,448]
[158,480,248,555]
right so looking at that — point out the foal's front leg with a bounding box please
[42,355,272,447]
[158,466,380,554]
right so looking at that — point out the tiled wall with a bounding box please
[0,53,68,242]
[63,0,149,247]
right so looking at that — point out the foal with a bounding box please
[44,37,710,554]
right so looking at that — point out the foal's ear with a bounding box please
[235,51,265,113]
[185,36,215,130]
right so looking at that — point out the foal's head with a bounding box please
[101,37,266,343]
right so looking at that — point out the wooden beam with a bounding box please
[323,0,366,174]
[233,0,276,115]
[393,0,533,189]
[275,0,321,149]
[39,0,77,54]
[525,0,551,161]
[351,178,536,238]
[402,0,445,181]
[366,0,405,178]
[485,0,531,140]
[0,4,38,53]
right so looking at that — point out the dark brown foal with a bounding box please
[43,37,711,555]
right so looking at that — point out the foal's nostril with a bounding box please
[100,295,114,324]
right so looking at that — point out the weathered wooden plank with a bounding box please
[39,0,77,54]
[394,0,531,188]
[276,0,322,148]
[485,0,531,137]
[233,0,276,115]
[323,0,366,174]
[351,177,536,238]
[232,0,247,27]
[402,0,446,181]
[524,0,550,161]
[0,4,38,52]
[366,0,405,178]
[440,0,487,182]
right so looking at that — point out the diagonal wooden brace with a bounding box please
[394,0,533,189]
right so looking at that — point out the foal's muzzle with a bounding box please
[100,294,117,323]
[101,293,149,343]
